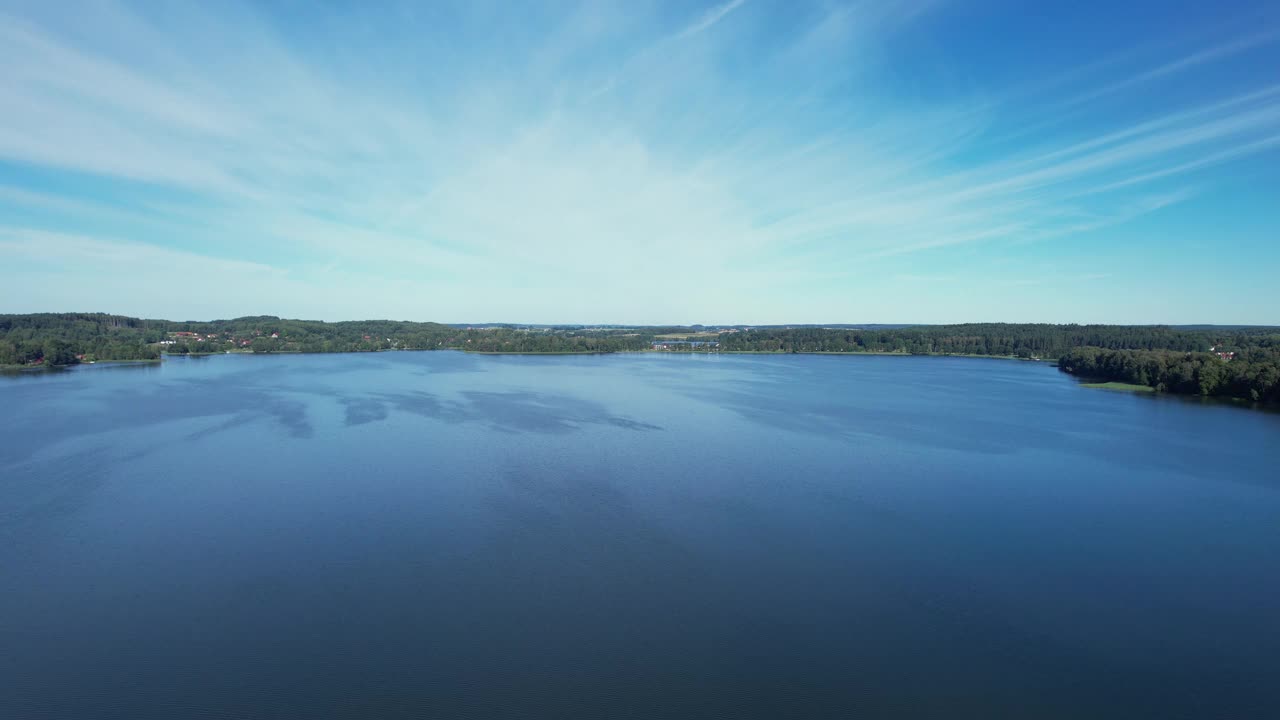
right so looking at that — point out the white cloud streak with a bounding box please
[0,0,1277,322]
[678,0,747,38]
[0,227,280,275]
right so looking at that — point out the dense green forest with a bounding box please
[4,314,1278,404]
[0,314,163,365]
[722,324,1280,403]
[1058,347,1280,403]
[718,324,1228,357]
[0,313,649,364]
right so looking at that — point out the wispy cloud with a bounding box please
[0,0,1277,322]
[1058,30,1280,111]
[0,227,281,275]
[677,0,748,38]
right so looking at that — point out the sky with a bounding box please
[1,0,1278,325]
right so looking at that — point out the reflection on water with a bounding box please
[2,352,1279,719]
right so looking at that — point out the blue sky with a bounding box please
[1,0,1277,324]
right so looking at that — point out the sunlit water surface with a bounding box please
[2,352,1278,718]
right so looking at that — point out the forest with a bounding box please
[722,324,1280,402]
[0,313,650,364]
[0,313,163,365]
[717,324,1232,357]
[1058,347,1280,403]
[4,314,1278,403]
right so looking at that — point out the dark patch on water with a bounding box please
[3,352,1280,719]
[353,389,662,434]
[341,398,390,426]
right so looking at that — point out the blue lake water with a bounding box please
[2,352,1278,718]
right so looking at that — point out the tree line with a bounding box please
[716,324,1240,357]
[1,313,162,365]
[0,313,651,364]
[718,324,1279,403]
[1058,347,1280,402]
[5,314,1278,403]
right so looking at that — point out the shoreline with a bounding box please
[716,350,1055,363]
[1080,381,1156,393]
[4,351,1272,409]
[37,349,1067,361]
[2,358,163,371]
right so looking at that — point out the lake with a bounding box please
[2,352,1278,718]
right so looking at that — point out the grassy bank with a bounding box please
[1080,381,1155,393]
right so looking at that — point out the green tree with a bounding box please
[251,337,279,353]
[42,339,77,365]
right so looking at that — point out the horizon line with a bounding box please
[3,311,1276,328]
